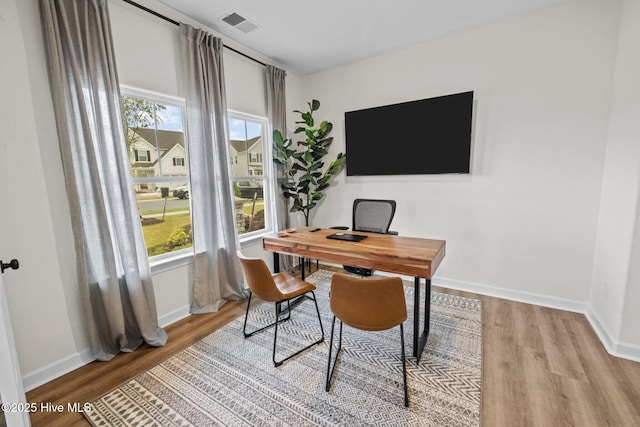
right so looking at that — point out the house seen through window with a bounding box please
[229,113,271,237]
[123,90,192,257]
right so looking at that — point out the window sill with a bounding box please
[239,229,272,248]
[150,249,193,275]
[147,229,272,275]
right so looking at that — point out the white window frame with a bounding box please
[228,110,275,244]
[121,85,193,269]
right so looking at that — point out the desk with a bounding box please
[263,227,446,363]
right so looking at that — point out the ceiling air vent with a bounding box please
[221,12,259,34]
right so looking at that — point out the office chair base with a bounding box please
[343,265,373,276]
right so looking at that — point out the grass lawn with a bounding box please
[142,212,191,256]
[242,200,264,216]
[141,202,263,256]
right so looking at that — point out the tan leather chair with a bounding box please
[325,273,409,407]
[237,251,324,366]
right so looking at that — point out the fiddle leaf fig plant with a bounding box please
[273,99,346,226]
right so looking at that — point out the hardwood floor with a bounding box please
[26,265,640,426]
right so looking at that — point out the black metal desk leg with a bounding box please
[425,278,431,341]
[273,253,280,273]
[413,277,420,358]
[414,277,432,363]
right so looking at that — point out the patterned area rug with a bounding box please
[86,270,482,426]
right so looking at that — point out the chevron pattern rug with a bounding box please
[86,270,482,426]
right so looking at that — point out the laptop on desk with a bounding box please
[326,233,368,242]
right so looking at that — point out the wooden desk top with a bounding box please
[263,227,446,279]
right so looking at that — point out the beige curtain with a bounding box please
[180,23,246,313]
[40,0,167,360]
[266,65,294,273]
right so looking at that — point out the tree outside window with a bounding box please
[123,89,192,257]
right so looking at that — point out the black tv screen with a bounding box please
[344,91,473,176]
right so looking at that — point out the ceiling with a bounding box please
[155,0,568,76]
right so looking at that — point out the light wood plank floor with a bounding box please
[26,265,640,426]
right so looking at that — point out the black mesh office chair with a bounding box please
[332,199,397,276]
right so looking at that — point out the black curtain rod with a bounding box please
[121,0,267,68]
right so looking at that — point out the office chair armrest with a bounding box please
[330,226,350,230]
[387,230,399,235]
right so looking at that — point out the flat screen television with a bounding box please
[344,91,474,176]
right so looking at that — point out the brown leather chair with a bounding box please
[325,273,409,407]
[237,251,325,366]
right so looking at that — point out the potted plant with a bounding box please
[273,100,346,226]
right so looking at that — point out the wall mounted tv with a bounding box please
[344,91,473,176]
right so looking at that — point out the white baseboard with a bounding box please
[435,275,589,313]
[23,305,191,392]
[585,309,640,362]
[158,304,191,327]
[436,275,640,362]
[615,341,640,362]
[23,347,94,392]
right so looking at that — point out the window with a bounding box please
[122,88,191,258]
[136,150,151,162]
[249,153,262,163]
[228,112,272,238]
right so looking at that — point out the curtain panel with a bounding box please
[40,0,167,360]
[265,65,293,273]
[179,23,246,313]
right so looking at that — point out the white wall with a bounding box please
[0,0,88,383]
[590,0,640,354]
[301,0,619,304]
